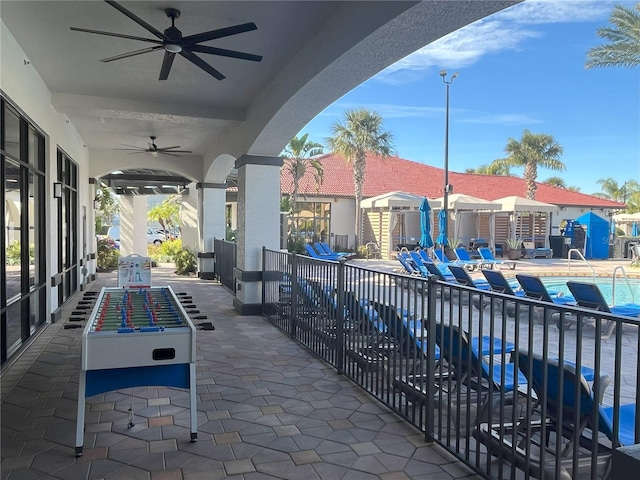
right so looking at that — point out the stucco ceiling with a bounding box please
[1,1,519,178]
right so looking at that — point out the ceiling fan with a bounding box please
[115,136,192,157]
[71,0,262,81]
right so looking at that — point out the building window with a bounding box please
[57,150,79,306]
[289,201,331,243]
[1,97,46,364]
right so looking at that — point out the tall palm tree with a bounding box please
[492,129,565,200]
[586,3,640,69]
[148,197,180,240]
[543,176,567,188]
[326,108,394,247]
[465,162,512,175]
[593,177,640,203]
[281,133,324,233]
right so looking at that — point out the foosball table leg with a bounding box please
[75,371,87,457]
[189,363,197,442]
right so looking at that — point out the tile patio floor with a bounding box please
[1,265,479,480]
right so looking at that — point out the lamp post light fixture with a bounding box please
[440,69,458,244]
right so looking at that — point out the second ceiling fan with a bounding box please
[71,0,263,80]
[115,136,192,157]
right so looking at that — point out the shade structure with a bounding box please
[633,223,639,237]
[418,197,434,248]
[436,209,448,246]
[360,191,442,210]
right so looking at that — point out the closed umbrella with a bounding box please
[419,198,434,248]
[436,209,448,246]
[632,222,639,237]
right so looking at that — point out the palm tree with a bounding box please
[326,108,394,246]
[586,3,640,69]
[281,133,324,233]
[593,177,640,203]
[148,197,180,240]
[465,162,512,175]
[492,129,565,200]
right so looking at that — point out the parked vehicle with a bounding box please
[107,226,164,245]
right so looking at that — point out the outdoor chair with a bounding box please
[477,350,636,480]
[434,248,476,271]
[481,269,524,297]
[453,248,483,270]
[304,243,339,260]
[566,281,640,339]
[365,242,381,259]
[521,241,553,259]
[446,264,491,290]
[435,323,525,426]
[396,251,422,276]
[478,247,517,270]
[515,274,577,325]
[316,242,356,260]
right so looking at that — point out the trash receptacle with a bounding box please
[549,235,564,259]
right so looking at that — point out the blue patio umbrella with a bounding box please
[418,198,434,248]
[632,222,639,237]
[436,209,448,246]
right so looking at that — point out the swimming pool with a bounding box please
[540,276,640,306]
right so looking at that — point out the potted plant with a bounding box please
[445,237,463,260]
[504,238,523,260]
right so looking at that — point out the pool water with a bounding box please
[541,277,640,306]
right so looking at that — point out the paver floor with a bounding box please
[1,265,479,480]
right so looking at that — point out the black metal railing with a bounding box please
[213,238,236,291]
[261,248,639,480]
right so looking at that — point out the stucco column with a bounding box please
[119,195,148,256]
[234,155,282,314]
[179,182,199,251]
[197,182,226,279]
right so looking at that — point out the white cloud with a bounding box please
[458,112,543,126]
[375,0,617,83]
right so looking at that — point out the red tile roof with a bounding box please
[281,153,624,209]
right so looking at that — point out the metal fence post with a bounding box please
[289,253,298,339]
[424,274,438,443]
[335,259,346,375]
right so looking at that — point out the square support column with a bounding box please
[119,195,148,256]
[196,183,226,279]
[234,155,282,315]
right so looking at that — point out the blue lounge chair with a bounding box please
[454,248,482,270]
[435,323,526,424]
[566,281,640,338]
[316,242,355,260]
[304,243,339,260]
[478,350,635,479]
[481,269,524,297]
[397,251,421,276]
[515,274,575,306]
[422,261,456,283]
[478,247,516,270]
[446,265,491,290]
[434,248,477,271]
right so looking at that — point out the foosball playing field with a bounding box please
[90,287,188,333]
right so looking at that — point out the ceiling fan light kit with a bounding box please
[71,0,263,81]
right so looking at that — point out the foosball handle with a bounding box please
[75,446,83,457]
[191,432,197,442]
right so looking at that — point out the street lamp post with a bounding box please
[440,70,457,244]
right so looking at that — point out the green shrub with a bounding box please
[148,239,182,263]
[97,239,119,271]
[5,241,35,265]
[287,236,306,254]
[174,248,197,275]
[226,227,237,242]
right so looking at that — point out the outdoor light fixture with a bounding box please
[439,70,458,244]
[93,198,100,210]
[53,182,62,199]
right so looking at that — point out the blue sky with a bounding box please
[297,0,639,196]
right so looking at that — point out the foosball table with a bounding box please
[75,286,197,456]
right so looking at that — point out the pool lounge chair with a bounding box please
[478,247,516,270]
[316,242,356,260]
[477,350,636,480]
[446,264,491,290]
[454,248,483,270]
[435,323,526,425]
[434,248,477,271]
[481,269,524,297]
[521,240,553,259]
[515,274,576,306]
[566,281,640,338]
[304,243,339,261]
